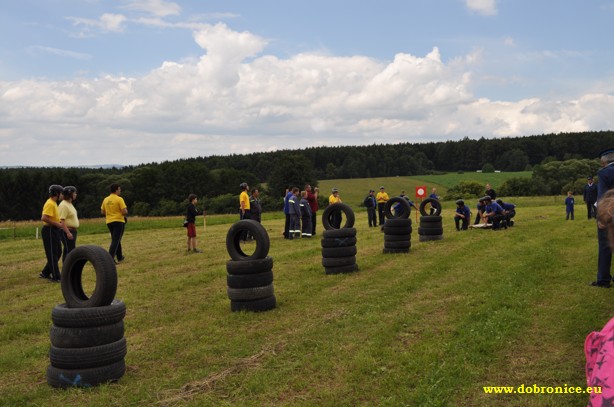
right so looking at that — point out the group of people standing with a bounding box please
[284,184,318,239]
[40,183,128,282]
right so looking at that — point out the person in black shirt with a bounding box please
[584,176,598,219]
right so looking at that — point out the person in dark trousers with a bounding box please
[584,176,598,219]
[376,186,389,226]
[474,197,486,224]
[101,183,128,264]
[329,188,343,229]
[283,187,293,239]
[58,186,79,261]
[565,191,575,220]
[364,189,377,227]
[485,183,496,200]
[592,149,614,288]
[186,194,203,253]
[249,188,262,223]
[300,190,312,237]
[305,184,318,236]
[288,187,301,239]
[496,199,517,226]
[40,185,72,282]
[454,199,471,231]
[482,196,506,230]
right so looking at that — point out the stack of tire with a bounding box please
[418,198,444,242]
[47,245,126,388]
[226,220,276,312]
[382,197,412,254]
[321,203,358,274]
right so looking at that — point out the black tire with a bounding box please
[384,234,411,242]
[226,271,273,289]
[51,300,126,328]
[320,236,357,248]
[227,284,274,301]
[383,226,412,236]
[226,220,270,261]
[226,256,273,275]
[50,321,124,349]
[420,215,442,223]
[419,221,443,229]
[419,234,443,242]
[419,198,442,216]
[322,228,357,239]
[322,256,356,267]
[321,203,355,230]
[384,240,411,249]
[231,295,277,312]
[49,337,127,369]
[385,218,412,227]
[384,197,411,219]
[383,247,410,254]
[46,359,125,388]
[321,246,357,258]
[61,245,118,308]
[324,263,359,275]
[418,227,444,235]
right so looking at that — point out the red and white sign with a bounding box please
[416,186,427,198]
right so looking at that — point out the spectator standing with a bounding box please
[592,149,614,288]
[186,194,203,253]
[364,189,377,227]
[101,183,128,264]
[565,191,574,220]
[375,186,389,226]
[485,183,496,200]
[239,183,251,221]
[305,184,319,236]
[288,187,301,239]
[454,199,471,231]
[249,188,262,223]
[329,187,343,229]
[40,185,72,282]
[584,176,598,219]
[58,186,79,261]
[300,191,312,237]
[283,187,293,239]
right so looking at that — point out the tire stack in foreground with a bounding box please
[226,220,276,312]
[47,245,126,388]
[383,197,412,254]
[321,203,358,274]
[418,198,444,242]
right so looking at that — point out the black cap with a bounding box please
[599,149,614,158]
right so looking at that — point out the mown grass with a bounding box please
[0,195,610,407]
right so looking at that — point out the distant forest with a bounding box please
[1,131,612,221]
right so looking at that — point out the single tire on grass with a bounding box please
[226,256,273,275]
[384,197,411,219]
[321,245,357,258]
[226,220,270,261]
[321,203,355,230]
[419,198,442,217]
[419,234,444,242]
[46,359,125,388]
[51,300,126,328]
[320,236,357,248]
[418,227,444,236]
[50,321,124,349]
[324,263,359,275]
[226,271,273,289]
[322,256,356,267]
[230,295,277,312]
[61,245,118,308]
[49,337,127,369]
[227,284,275,301]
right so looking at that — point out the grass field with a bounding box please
[1,174,610,407]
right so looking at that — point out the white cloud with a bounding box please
[120,0,181,17]
[27,46,92,61]
[466,0,498,16]
[1,23,612,166]
[67,13,127,34]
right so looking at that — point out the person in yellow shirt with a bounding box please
[40,185,73,282]
[239,182,251,241]
[59,186,79,261]
[101,183,128,264]
[328,187,342,228]
[375,186,389,225]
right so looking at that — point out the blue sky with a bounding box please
[1,0,614,166]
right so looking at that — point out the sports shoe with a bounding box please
[193,248,203,253]
[590,281,611,288]
[39,272,50,280]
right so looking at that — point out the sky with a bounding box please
[1,0,614,167]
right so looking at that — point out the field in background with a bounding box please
[0,193,610,406]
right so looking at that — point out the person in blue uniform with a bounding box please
[496,199,516,227]
[565,191,574,220]
[474,197,486,225]
[482,196,506,230]
[453,199,471,231]
[363,189,377,227]
[584,176,598,219]
[592,149,614,288]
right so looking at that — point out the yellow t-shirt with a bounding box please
[101,194,127,224]
[376,191,389,203]
[58,201,79,228]
[329,194,341,205]
[42,198,60,226]
[240,191,250,210]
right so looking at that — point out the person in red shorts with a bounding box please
[186,194,203,253]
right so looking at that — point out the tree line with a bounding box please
[1,131,612,221]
